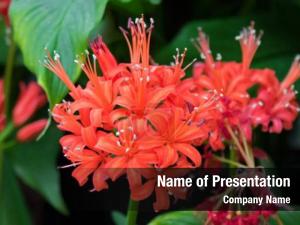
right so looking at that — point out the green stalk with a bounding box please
[213,155,247,168]
[126,199,139,225]
[4,32,17,120]
[0,122,14,200]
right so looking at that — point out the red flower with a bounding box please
[0,79,47,142]
[189,23,300,151]
[13,81,46,126]
[45,17,209,211]
[45,17,300,211]
[138,107,203,168]
[0,0,10,26]
[248,56,300,133]
[206,210,275,225]
[16,119,48,142]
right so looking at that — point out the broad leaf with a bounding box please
[10,125,67,214]
[0,155,32,225]
[10,0,108,106]
[270,211,300,225]
[148,211,206,225]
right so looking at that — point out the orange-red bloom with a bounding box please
[13,81,47,126]
[45,17,209,211]
[206,210,275,225]
[16,119,48,142]
[187,23,300,151]
[0,79,47,142]
[46,17,300,211]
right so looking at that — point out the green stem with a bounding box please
[126,199,139,225]
[213,155,247,168]
[4,32,17,120]
[0,122,14,201]
[0,122,14,143]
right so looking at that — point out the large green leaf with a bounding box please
[270,211,300,224]
[148,211,206,225]
[9,0,108,106]
[10,125,67,214]
[155,14,300,82]
[0,155,32,225]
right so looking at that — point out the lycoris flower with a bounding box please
[45,16,300,211]
[187,22,300,152]
[0,79,47,142]
[45,16,212,211]
[248,56,300,133]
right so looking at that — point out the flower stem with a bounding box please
[126,199,139,225]
[4,31,17,120]
[225,123,254,167]
[213,155,247,168]
[0,122,14,204]
[0,122,14,143]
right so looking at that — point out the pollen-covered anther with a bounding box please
[116,140,122,147]
[193,106,199,112]
[258,100,264,106]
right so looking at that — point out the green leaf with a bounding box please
[154,14,300,80]
[10,124,67,214]
[112,211,126,225]
[148,211,206,225]
[0,155,32,225]
[10,0,109,106]
[270,211,300,225]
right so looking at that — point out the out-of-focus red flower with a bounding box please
[13,81,47,126]
[206,211,275,225]
[0,79,47,142]
[0,0,10,26]
[45,16,210,211]
[16,119,48,142]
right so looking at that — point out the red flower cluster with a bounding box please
[0,0,10,26]
[45,17,300,211]
[0,79,47,142]
[187,23,300,150]
[207,211,274,225]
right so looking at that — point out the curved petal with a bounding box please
[173,143,202,167]
[131,179,156,201]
